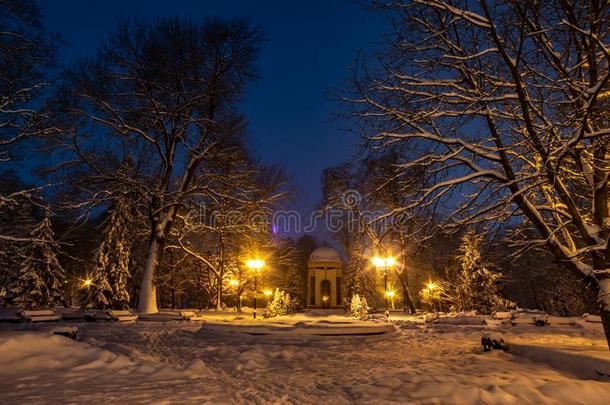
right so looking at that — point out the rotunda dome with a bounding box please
[309,247,341,264]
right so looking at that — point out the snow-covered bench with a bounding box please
[108,310,138,322]
[582,314,602,323]
[0,308,22,323]
[507,309,549,326]
[493,311,514,321]
[57,308,87,321]
[179,311,205,321]
[86,309,138,323]
[21,309,61,323]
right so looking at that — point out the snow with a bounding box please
[1,312,610,404]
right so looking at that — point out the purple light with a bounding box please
[272,224,278,234]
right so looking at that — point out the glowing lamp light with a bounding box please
[372,256,396,267]
[228,279,239,287]
[385,290,395,298]
[246,259,265,270]
[427,282,437,290]
[82,279,92,287]
[263,289,273,297]
[322,295,329,302]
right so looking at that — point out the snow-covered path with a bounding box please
[1,319,610,404]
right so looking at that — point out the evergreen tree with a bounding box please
[450,231,503,314]
[88,198,133,309]
[12,213,65,308]
[282,265,304,308]
[350,293,369,320]
[265,289,296,318]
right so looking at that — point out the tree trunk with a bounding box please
[216,273,223,311]
[402,283,416,314]
[137,237,160,313]
[598,278,610,349]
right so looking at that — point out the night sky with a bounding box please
[40,0,387,229]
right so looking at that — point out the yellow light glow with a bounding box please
[385,290,395,298]
[228,279,239,287]
[246,259,265,270]
[427,282,437,290]
[322,295,329,302]
[263,289,273,297]
[82,279,92,287]
[372,256,396,268]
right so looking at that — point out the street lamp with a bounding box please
[372,255,396,319]
[228,278,240,311]
[425,280,440,312]
[246,259,265,319]
[385,289,396,310]
[263,289,273,303]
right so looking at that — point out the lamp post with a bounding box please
[426,281,439,312]
[229,278,239,311]
[246,259,265,319]
[372,255,396,319]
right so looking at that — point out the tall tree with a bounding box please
[0,0,57,243]
[448,231,504,314]
[88,196,135,309]
[348,0,610,347]
[12,212,65,308]
[56,17,263,313]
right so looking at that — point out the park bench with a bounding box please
[179,310,206,321]
[21,309,61,322]
[108,309,138,322]
[86,309,138,322]
[582,314,602,323]
[57,307,87,321]
[0,308,22,323]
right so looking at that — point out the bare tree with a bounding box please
[348,1,610,346]
[0,0,57,242]
[174,157,289,310]
[55,17,264,313]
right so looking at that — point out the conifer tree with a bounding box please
[88,198,133,309]
[350,293,369,320]
[265,289,296,318]
[12,213,65,308]
[450,231,503,314]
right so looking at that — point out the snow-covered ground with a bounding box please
[1,312,610,404]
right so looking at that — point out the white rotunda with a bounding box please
[307,247,343,309]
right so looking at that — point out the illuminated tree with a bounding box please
[55,17,264,313]
[449,231,504,314]
[350,293,370,320]
[349,0,610,347]
[418,283,445,312]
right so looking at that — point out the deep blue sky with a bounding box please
[40,0,387,230]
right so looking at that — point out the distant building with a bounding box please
[307,247,342,309]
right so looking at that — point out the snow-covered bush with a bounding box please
[265,289,296,318]
[350,294,370,320]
